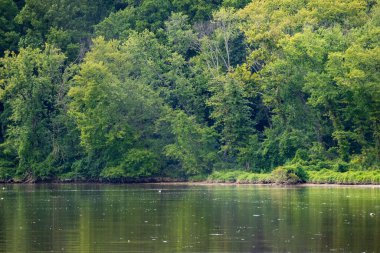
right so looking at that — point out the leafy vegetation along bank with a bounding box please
[207,168,380,185]
[0,0,379,183]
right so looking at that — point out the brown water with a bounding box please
[0,184,379,252]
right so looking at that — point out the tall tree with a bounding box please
[207,75,253,162]
[0,45,74,180]
[68,37,166,179]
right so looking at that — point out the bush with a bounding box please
[121,149,159,178]
[294,166,309,182]
[208,170,272,183]
[235,172,271,184]
[218,171,243,183]
[100,166,125,180]
[207,171,228,183]
[271,165,308,184]
[271,167,297,184]
[99,149,159,181]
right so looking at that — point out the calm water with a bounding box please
[0,184,379,253]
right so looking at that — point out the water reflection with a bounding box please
[0,184,379,252]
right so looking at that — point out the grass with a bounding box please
[207,171,273,184]
[207,168,380,185]
[308,169,380,185]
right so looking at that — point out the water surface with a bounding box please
[0,184,379,252]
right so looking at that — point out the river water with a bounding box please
[0,184,379,252]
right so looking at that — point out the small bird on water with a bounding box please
[370,213,375,216]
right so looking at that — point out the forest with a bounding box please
[0,0,379,183]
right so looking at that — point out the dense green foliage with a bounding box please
[0,0,379,183]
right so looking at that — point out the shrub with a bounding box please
[100,166,125,180]
[100,149,159,181]
[254,173,272,183]
[121,149,159,178]
[208,170,272,183]
[271,165,306,184]
[294,166,309,182]
[208,171,231,182]
[220,171,243,182]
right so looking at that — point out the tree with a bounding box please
[207,75,253,162]
[212,7,238,70]
[165,12,198,57]
[0,45,73,180]
[164,110,218,175]
[0,0,20,54]
[171,0,223,22]
[300,17,380,167]
[198,7,242,74]
[16,0,117,60]
[68,37,166,179]
[95,7,137,40]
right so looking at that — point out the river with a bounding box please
[0,184,379,252]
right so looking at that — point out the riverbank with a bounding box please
[142,182,380,189]
[2,168,380,186]
[204,169,380,185]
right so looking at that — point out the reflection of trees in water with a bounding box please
[2,185,380,252]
